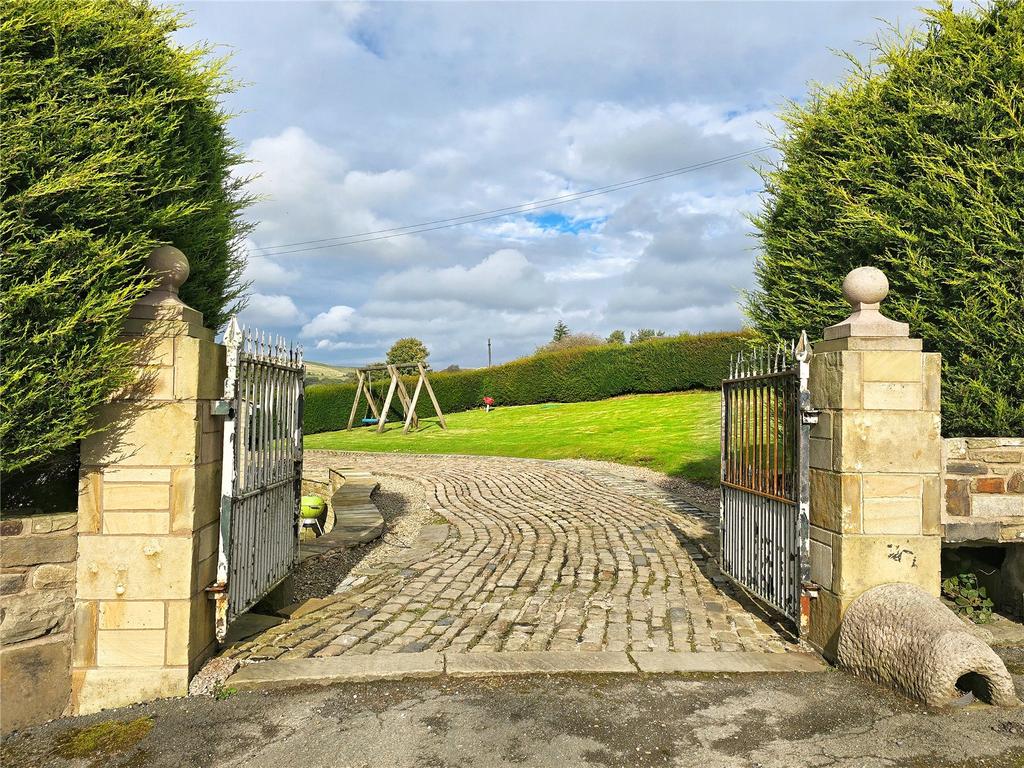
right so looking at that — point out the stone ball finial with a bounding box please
[147,245,189,297]
[842,266,889,308]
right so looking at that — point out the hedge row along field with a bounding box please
[304,331,748,434]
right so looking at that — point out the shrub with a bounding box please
[745,0,1024,438]
[305,331,749,434]
[534,333,606,355]
[0,0,252,472]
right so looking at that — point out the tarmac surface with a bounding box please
[4,663,1023,768]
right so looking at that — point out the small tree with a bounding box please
[606,329,626,345]
[1,0,253,472]
[552,320,570,342]
[387,337,430,368]
[745,0,1024,437]
[630,329,665,344]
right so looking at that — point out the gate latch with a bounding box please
[212,400,233,417]
[800,408,820,426]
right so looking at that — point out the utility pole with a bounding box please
[487,338,492,368]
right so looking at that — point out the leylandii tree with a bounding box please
[746,0,1023,437]
[0,0,253,472]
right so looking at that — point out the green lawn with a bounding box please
[304,390,721,486]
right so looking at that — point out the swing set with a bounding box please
[346,362,448,434]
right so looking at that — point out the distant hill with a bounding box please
[304,360,356,387]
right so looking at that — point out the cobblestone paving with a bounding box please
[224,453,796,661]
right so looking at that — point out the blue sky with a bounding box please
[175,0,927,367]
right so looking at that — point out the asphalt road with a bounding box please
[4,667,1023,768]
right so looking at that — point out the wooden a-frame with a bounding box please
[346,363,447,434]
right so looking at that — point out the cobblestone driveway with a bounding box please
[225,453,795,661]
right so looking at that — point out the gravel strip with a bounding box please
[290,467,433,602]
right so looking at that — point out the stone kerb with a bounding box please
[805,266,943,658]
[73,246,226,715]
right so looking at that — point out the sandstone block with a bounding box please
[0,519,24,537]
[861,351,922,382]
[1,571,25,595]
[30,514,77,534]
[103,483,170,511]
[73,601,98,667]
[76,536,194,600]
[862,498,921,535]
[863,474,921,498]
[96,629,165,667]
[946,461,988,476]
[809,469,861,534]
[1,637,72,733]
[0,534,76,567]
[80,401,200,467]
[976,477,1006,494]
[972,494,1024,518]
[833,534,941,597]
[99,600,164,630]
[944,479,971,517]
[102,512,170,535]
[73,666,188,715]
[0,590,73,643]
[862,382,922,410]
[106,468,173,483]
[809,351,861,410]
[32,563,76,589]
[832,411,942,474]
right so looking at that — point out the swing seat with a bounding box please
[361,417,379,425]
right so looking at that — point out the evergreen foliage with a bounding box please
[0,0,253,471]
[746,0,1024,437]
[552,320,570,342]
[630,328,666,344]
[305,331,749,434]
[606,330,626,345]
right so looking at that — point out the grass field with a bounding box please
[305,390,720,485]
[304,360,356,387]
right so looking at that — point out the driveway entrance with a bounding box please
[224,453,797,663]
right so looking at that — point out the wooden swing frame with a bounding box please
[346,362,447,434]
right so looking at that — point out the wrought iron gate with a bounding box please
[210,318,305,641]
[720,332,814,630]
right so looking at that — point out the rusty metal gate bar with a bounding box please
[719,332,814,630]
[209,318,304,641]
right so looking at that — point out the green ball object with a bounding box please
[300,495,326,519]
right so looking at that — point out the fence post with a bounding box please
[805,267,943,659]
[73,246,225,714]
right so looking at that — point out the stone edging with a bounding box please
[226,650,827,691]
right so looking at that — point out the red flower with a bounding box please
[483,396,495,406]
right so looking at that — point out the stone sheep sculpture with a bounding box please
[837,582,1019,708]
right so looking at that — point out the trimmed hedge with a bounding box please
[305,331,748,434]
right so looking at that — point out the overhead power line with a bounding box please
[253,145,771,258]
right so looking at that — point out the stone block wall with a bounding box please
[943,437,1024,544]
[0,512,78,732]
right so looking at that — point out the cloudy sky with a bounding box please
[176,0,925,368]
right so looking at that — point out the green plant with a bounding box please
[534,333,605,355]
[606,329,626,345]
[0,0,253,473]
[746,0,1024,438]
[212,683,238,701]
[942,572,995,624]
[630,328,665,344]
[303,330,749,435]
[386,337,430,368]
[552,320,570,342]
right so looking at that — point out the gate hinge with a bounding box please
[212,400,233,417]
[800,408,820,426]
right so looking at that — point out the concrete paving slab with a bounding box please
[227,652,444,691]
[445,651,636,677]
[630,650,827,674]
[223,612,285,645]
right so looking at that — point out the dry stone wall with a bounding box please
[943,437,1024,544]
[0,512,78,732]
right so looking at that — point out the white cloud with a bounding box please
[301,305,357,338]
[241,294,303,326]
[175,0,935,365]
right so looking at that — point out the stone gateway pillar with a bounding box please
[73,247,225,714]
[806,267,943,658]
